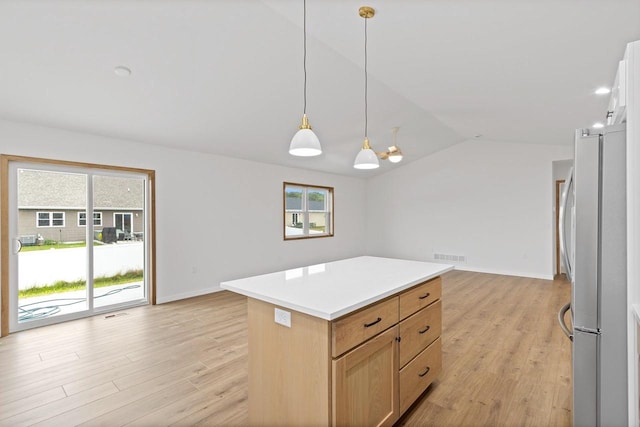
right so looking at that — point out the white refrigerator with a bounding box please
[558,124,628,427]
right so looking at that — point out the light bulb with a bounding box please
[388,153,403,163]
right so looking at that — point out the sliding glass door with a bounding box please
[93,174,146,309]
[14,168,89,323]
[8,161,150,332]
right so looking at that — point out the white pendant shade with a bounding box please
[353,148,380,169]
[289,128,322,157]
[388,153,403,163]
[289,1,321,158]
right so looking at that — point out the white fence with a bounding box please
[19,242,144,290]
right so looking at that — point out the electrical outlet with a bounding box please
[274,308,291,328]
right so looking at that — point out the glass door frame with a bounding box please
[114,212,134,234]
[0,155,156,336]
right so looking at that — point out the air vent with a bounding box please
[433,253,466,263]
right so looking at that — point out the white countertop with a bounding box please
[220,256,454,320]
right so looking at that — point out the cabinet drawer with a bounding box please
[399,300,442,368]
[399,277,441,320]
[332,297,399,358]
[399,337,442,414]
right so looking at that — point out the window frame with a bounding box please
[283,182,334,240]
[36,211,65,228]
[78,211,102,227]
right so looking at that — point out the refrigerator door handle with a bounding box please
[558,302,573,341]
[559,167,574,282]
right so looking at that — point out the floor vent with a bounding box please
[105,312,128,319]
[434,253,466,263]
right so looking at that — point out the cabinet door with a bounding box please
[332,326,399,427]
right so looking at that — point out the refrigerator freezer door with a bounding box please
[599,124,628,425]
[572,130,600,331]
[573,329,599,427]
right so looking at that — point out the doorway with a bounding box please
[555,179,566,278]
[552,158,572,280]
[114,212,133,235]
[1,155,156,336]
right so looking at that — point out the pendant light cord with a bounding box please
[303,0,308,115]
[364,16,368,138]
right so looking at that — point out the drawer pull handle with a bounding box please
[418,292,431,300]
[418,325,431,334]
[418,367,431,377]
[364,317,382,328]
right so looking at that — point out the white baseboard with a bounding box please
[156,286,224,304]
[155,265,554,305]
[453,264,554,281]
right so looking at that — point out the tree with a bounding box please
[308,191,325,202]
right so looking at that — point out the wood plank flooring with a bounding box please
[0,270,571,426]
[398,270,572,426]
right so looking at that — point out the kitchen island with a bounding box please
[221,256,453,426]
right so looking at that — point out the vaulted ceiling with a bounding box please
[1,0,638,176]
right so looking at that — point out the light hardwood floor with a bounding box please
[0,270,571,426]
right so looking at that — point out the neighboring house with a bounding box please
[284,195,328,229]
[17,169,144,243]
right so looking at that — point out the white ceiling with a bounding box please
[0,0,638,177]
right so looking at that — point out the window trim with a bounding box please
[283,182,334,240]
[36,211,65,228]
[78,211,103,227]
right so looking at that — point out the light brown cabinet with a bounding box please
[247,276,443,426]
[332,326,399,426]
[399,300,442,368]
[332,296,399,358]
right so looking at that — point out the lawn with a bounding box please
[19,270,143,298]
[21,240,104,252]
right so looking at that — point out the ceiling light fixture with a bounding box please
[353,7,404,170]
[289,0,321,157]
[595,87,611,95]
[592,122,605,129]
[113,66,131,77]
[353,6,379,170]
[377,127,403,163]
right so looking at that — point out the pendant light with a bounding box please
[380,127,403,163]
[353,6,379,169]
[289,0,322,157]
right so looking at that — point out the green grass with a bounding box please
[19,270,143,298]
[21,241,104,252]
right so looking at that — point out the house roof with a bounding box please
[18,169,144,209]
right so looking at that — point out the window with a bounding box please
[284,182,333,240]
[78,212,102,227]
[36,212,65,227]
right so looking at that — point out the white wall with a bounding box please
[0,119,367,320]
[365,139,572,279]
